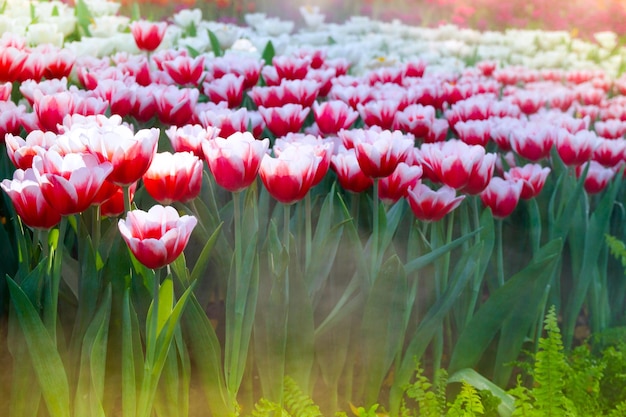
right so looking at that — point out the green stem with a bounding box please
[305,193,312,272]
[233,192,243,279]
[44,216,68,344]
[123,185,132,214]
[497,218,504,287]
[93,205,101,253]
[371,179,380,283]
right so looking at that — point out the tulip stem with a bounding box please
[305,193,312,272]
[233,192,242,278]
[496,218,504,287]
[371,179,380,283]
[123,185,132,214]
[93,205,101,253]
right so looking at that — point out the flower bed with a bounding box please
[2,1,626,416]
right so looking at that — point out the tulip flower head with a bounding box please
[353,128,414,179]
[130,20,168,52]
[480,177,523,218]
[259,145,318,204]
[203,132,270,193]
[1,168,62,229]
[118,205,197,270]
[504,164,551,199]
[142,152,203,205]
[406,182,465,222]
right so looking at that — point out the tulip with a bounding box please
[353,129,414,179]
[313,100,359,135]
[576,161,616,194]
[272,55,310,81]
[162,55,205,86]
[5,130,57,170]
[258,104,310,138]
[393,104,436,139]
[81,123,159,186]
[480,177,523,218]
[203,73,245,108]
[406,183,465,222]
[555,129,599,166]
[1,168,62,229]
[378,162,423,204]
[118,205,197,269]
[509,122,557,162]
[203,132,270,193]
[592,137,626,167]
[357,99,400,130]
[143,152,204,205]
[331,148,374,193]
[33,90,75,133]
[197,107,249,139]
[454,119,492,147]
[166,124,220,158]
[504,164,551,199]
[259,146,318,204]
[154,86,199,126]
[130,20,168,52]
[32,150,113,216]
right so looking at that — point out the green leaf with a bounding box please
[74,0,92,37]
[207,29,223,57]
[389,242,482,415]
[131,2,141,21]
[261,40,275,66]
[190,222,223,283]
[74,285,112,417]
[563,172,623,347]
[449,369,514,417]
[6,277,70,417]
[121,286,143,417]
[404,228,480,274]
[447,238,562,385]
[361,255,409,405]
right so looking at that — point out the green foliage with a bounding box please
[606,234,626,270]
[447,382,484,416]
[283,376,323,417]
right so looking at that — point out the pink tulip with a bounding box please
[143,152,203,205]
[0,46,27,82]
[203,131,270,193]
[130,20,168,52]
[203,73,245,108]
[162,55,205,86]
[6,130,57,170]
[274,135,332,187]
[480,177,523,218]
[555,129,598,166]
[504,164,551,199]
[0,81,11,101]
[166,124,220,158]
[313,100,358,135]
[353,129,414,179]
[248,85,287,108]
[0,101,26,141]
[258,104,310,138]
[81,122,159,186]
[33,90,75,133]
[32,150,113,216]
[509,122,557,162]
[378,162,423,204]
[259,145,318,205]
[357,99,399,130]
[576,161,616,194]
[1,168,62,229]
[281,79,320,107]
[406,183,465,222]
[592,137,626,167]
[393,104,436,139]
[197,107,249,138]
[118,205,197,269]
[454,119,492,147]
[328,83,374,109]
[594,119,626,139]
[272,55,310,81]
[154,86,199,126]
[331,147,374,193]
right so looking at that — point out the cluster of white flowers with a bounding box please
[2,1,626,79]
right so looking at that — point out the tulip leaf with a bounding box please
[361,255,409,405]
[183,294,233,415]
[262,40,275,66]
[122,286,143,417]
[6,276,70,417]
[190,222,223,283]
[74,285,112,417]
[563,172,623,347]
[207,29,223,57]
[389,242,482,414]
[74,0,92,37]
[447,238,562,385]
[404,228,480,274]
[448,368,514,417]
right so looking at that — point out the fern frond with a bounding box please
[564,345,604,415]
[249,398,290,417]
[607,400,626,417]
[532,306,569,417]
[403,363,440,417]
[283,376,323,417]
[605,234,626,270]
[447,381,484,416]
[509,375,536,417]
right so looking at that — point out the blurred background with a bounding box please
[108,0,626,41]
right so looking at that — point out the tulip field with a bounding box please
[3,1,626,416]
